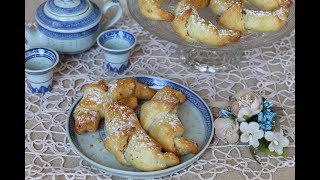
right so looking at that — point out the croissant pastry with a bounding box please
[139,0,175,21]
[106,77,157,103]
[245,0,292,11]
[73,80,109,134]
[181,0,210,9]
[209,0,234,16]
[74,78,157,134]
[140,86,198,156]
[103,103,180,171]
[210,0,291,32]
[172,1,241,46]
[209,0,292,15]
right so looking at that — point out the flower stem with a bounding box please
[249,146,261,165]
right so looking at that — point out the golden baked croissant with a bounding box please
[245,0,292,11]
[103,103,180,171]
[210,0,291,32]
[106,77,157,103]
[181,0,210,9]
[209,0,234,16]
[209,0,292,15]
[139,0,174,21]
[140,86,198,156]
[117,96,138,110]
[172,1,241,46]
[73,80,109,134]
[74,78,157,134]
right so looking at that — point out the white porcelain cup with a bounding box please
[97,29,137,73]
[25,47,59,93]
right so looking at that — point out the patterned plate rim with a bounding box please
[65,75,214,178]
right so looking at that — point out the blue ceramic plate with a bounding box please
[66,75,214,179]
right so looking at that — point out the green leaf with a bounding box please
[249,146,261,164]
[244,114,258,123]
[282,147,287,158]
[258,138,287,157]
[258,139,278,156]
[243,115,250,120]
[230,115,237,121]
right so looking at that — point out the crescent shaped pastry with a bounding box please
[103,103,180,171]
[139,0,175,21]
[172,1,241,46]
[210,0,292,15]
[140,86,198,156]
[73,78,157,134]
[209,0,234,16]
[181,0,210,9]
[210,0,290,32]
[73,80,109,134]
[245,0,292,11]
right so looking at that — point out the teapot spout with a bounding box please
[25,25,47,47]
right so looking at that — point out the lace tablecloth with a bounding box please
[25,0,295,179]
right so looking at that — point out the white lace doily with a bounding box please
[25,1,295,179]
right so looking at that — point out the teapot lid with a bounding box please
[46,0,89,16]
[36,0,101,33]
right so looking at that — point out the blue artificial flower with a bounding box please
[257,99,277,131]
[258,109,276,131]
[220,108,233,119]
[263,111,275,122]
[260,124,272,131]
[258,112,264,122]
[263,100,273,109]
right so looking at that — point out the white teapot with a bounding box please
[25,0,122,54]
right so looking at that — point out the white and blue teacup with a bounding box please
[25,47,59,93]
[97,29,137,73]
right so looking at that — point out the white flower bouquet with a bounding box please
[213,90,289,163]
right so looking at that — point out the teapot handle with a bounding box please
[100,0,123,30]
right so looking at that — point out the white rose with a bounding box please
[231,92,263,122]
[214,118,239,144]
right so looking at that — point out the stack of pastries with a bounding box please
[138,0,293,46]
[73,77,198,171]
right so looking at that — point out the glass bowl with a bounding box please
[127,0,295,72]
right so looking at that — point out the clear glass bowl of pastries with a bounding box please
[128,0,295,72]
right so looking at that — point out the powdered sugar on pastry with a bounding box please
[172,1,241,46]
[76,108,98,125]
[131,134,159,150]
[244,7,288,18]
[107,80,118,93]
[73,78,156,134]
[86,95,104,105]
[167,113,182,128]
[211,0,292,32]
[138,0,174,21]
[152,109,183,131]
[140,86,198,155]
[103,102,180,171]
